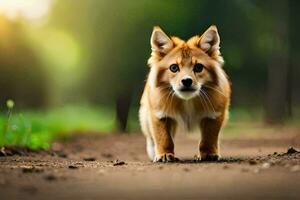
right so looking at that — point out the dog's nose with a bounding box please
[181,78,193,87]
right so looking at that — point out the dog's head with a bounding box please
[148,25,224,100]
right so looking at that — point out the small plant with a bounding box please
[0,99,15,147]
[0,99,34,148]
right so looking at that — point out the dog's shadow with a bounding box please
[175,157,247,164]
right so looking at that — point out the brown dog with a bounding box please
[139,25,231,162]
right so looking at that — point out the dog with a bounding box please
[139,25,231,162]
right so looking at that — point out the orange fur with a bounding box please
[139,25,231,162]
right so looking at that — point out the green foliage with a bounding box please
[0,104,115,149]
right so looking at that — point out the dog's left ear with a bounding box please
[198,25,220,56]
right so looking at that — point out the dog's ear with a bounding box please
[150,26,173,55]
[198,25,220,56]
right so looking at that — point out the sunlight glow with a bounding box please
[39,28,81,71]
[0,0,53,22]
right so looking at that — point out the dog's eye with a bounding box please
[193,63,204,73]
[169,64,179,73]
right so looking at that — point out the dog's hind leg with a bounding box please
[146,137,155,161]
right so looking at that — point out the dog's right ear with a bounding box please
[150,26,173,55]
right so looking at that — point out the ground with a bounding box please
[0,127,300,200]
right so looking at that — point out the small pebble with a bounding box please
[83,157,96,161]
[249,160,258,165]
[261,162,271,169]
[68,165,79,169]
[287,147,298,154]
[113,160,126,166]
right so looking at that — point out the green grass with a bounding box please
[0,105,115,149]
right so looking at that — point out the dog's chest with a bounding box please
[176,102,199,130]
[173,102,220,131]
[155,101,220,131]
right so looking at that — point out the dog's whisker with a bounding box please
[198,93,208,113]
[201,89,216,114]
[203,85,226,97]
[199,90,210,113]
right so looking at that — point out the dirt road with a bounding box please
[1,128,300,200]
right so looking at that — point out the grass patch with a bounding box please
[0,104,115,149]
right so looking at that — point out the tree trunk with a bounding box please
[116,92,132,133]
[266,0,291,123]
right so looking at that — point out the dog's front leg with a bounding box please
[199,116,224,161]
[151,116,178,162]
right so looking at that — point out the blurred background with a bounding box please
[0,0,299,148]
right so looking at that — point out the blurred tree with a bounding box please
[116,91,132,132]
[0,16,47,109]
[265,0,290,123]
[289,0,300,117]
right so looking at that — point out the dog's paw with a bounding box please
[154,153,179,163]
[200,153,220,162]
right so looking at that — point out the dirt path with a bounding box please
[1,130,300,200]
